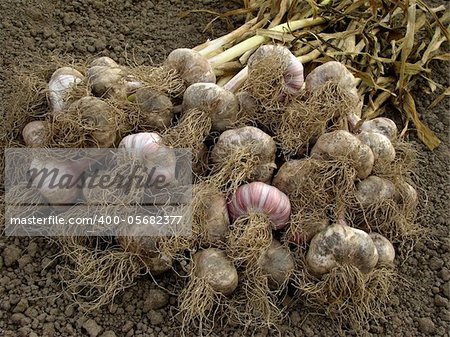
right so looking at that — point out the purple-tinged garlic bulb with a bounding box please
[228,182,291,230]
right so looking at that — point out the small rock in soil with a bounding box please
[143,289,169,311]
[418,317,436,334]
[82,318,103,337]
[148,310,164,325]
[435,294,449,307]
[13,298,29,313]
[430,257,444,271]
[2,245,22,266]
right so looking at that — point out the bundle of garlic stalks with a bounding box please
[0,0,449,335]
[194,0,449,150]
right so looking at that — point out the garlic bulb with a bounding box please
[22,121,50,147]
[210,126,277,185]
[68,96,118,147]
[348,114,398,140]
[257,239,294,288]
[90,56,119,68]
[311,130,374,179]
[182,83,239,131]
[48,67,84,114]
[306,222,379,275]
[369,233,395,265]
[192,248,239,295]
[305,61,357,94]
[164,48,215,87]
[247,45,304,97]
[132,88,174,131]
[394,180,418,207]
[355,176,396,206]
[119,132,176,184]
[29,157,86,205]
[305,61,362,117]
[228,182,291,229]
[86,65,125,98]
[357,131,395,166]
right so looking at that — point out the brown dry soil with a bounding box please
[0,1,449,337]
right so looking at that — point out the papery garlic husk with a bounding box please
[164,48,216,88]
[48,67,85,114]
[22,120,50,147]
[209,126,276,192]
[306,222,379,275]
[182,83,239,132]
[305,61,361,117]
[129,88,174,131]
[119,132,177,186]
[369,233,395,266]
[311,130,374,179]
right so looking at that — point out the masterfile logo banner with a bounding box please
[5,148,192,237]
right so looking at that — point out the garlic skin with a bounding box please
[119,132,176,184]
[164,48,216,87]
[306,222,379,275]
[86,65,126,98]
[228,182,291,229]
[355,175,396,206]
[248,45,304,97]
[48,67,84,114]
[369,233,395,265]
[182,83,239,131]
[311,130,374,179]
[211,126,277,184]
[22,121,50,147]
[357,131,395,166]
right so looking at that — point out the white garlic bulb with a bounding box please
[48,67,84,114]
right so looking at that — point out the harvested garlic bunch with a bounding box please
[48,67,84,114]
[307,222,379,275]
[311,130,374,179]
[164,48,216,87]
[305,61,361,117]
[357,131,396,167]
[228,181,291,230]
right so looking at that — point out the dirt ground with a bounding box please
[0,0,449,336]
